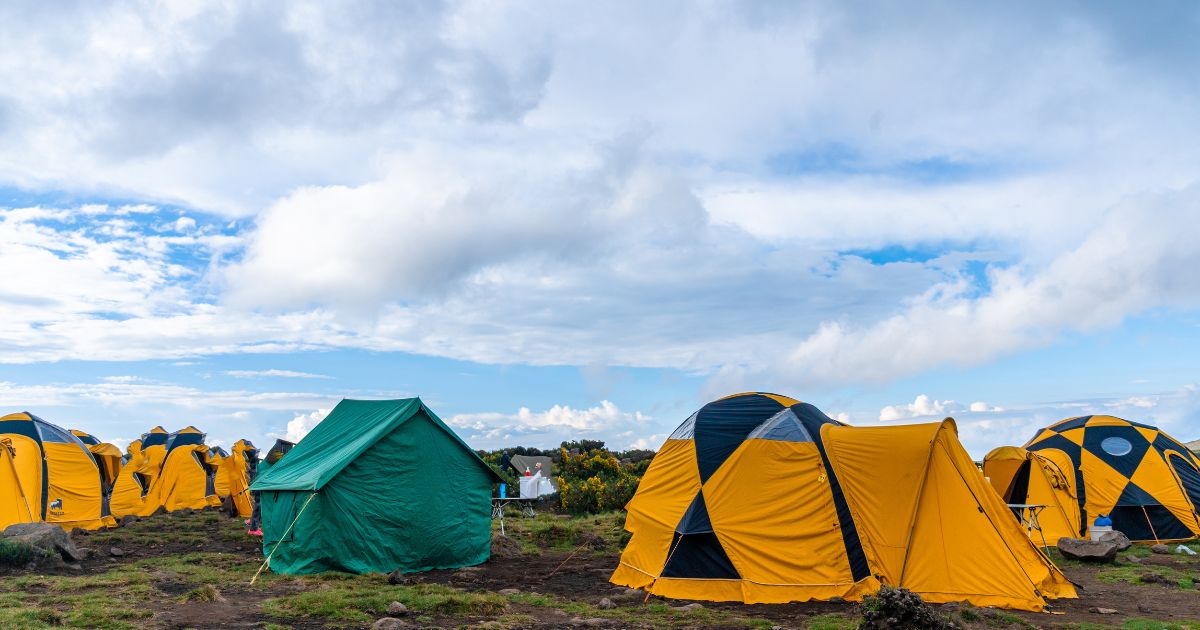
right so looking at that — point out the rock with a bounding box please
[1152,544,1170,554]
[1138,604,1153,613]
[1090,607,1119,615]
[1,522,83,562]
[859,586,956,630]
[372,618,409,630]
[490,534,524,559]
[76,547,95,560]
[671,603,703,611]
[119,515,140,527]
[1138,572,1175,586]
[70,528,86,537]
[569,618,606,626]
[386,601,407,616]
[451,570,476,580]
[498,588,521,595]
[1099,531,1133,551]
[1125,554,1142,564]
[386,570,409,585]
[458,565,484,572]
[1057,537,1118,563]
[66,563,83,571]
[109,547,125,557]
[597,597,617,609]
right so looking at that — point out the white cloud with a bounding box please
[283,408,330,443]
[879,394,956,421]
[969,402,1005,413]
[449,400,650,449]
[224,369,331,379]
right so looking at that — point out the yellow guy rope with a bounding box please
[251,491,317,585]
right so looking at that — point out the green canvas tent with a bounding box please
[250,398,501,575]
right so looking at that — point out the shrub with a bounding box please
[0,539,39,567]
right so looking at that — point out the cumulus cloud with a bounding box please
[879,395,956,421]
[283,408,330,443]
[449,400,650,449]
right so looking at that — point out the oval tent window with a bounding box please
[1101,436,1133,457]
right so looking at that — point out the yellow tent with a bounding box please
[0,412,108,530]
[611,393,1076,611]
[140,426,222,515]
[983,446,1080,544]
[1023,415,1200,542]
[69,429,122,529]
[110,438,154,518]
[209,446,231,499]
[0,437,36,530]
[221,439,258,518]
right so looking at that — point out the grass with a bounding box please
[1096,563,1198,589]
[180,583,224,602]
[805,613,859,629]
[263,577,508,622]
[491,510,627,554]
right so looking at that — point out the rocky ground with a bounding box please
[0,509,1197,629]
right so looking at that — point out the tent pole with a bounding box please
[251,492,317,585]
[1140,505,1161,545]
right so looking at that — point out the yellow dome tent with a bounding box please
[0,412,108,530]
[140,426,222,515]
[209,446,231,499]
[983,446,1080,544]
[221,439,258,518]
[1023,415,1200,542]
[110,438,155,518]
[70,429,122,529]
[611,393,1075,612]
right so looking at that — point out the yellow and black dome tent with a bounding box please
[221,439,258,518]
[0,437,36,529]
[611,393,1075,611]
[140,426,222,515]
[0,412,108,530]
[983,446,1080,543]
[110,437,154,518]
[1023,415,1200,542]
[70,429,122,529]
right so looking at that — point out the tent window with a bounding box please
[1101,437,1133,457]
[668,412,698,440]
[746,408,814,443]
[36,422,74,444]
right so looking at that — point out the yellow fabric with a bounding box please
[212,452,231,498]
[825,421,1075,610]
[141,444,220,515]
[42,441,106,530]
[6,435,42,520]
[0,439,36,529]
[982,447,1081,542]
[704,439,867,602]
[614,439,701,589]
[225,440,256,518]
[110,453,153,518]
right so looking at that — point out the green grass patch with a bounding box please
[263,578,507,622]
[180,584,224,602]
[805,613,859,629]
[1096,563,1198,589]
[1122,620,1200,630]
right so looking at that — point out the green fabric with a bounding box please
[255,398,498,575]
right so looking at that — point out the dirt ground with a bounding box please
[1,510,1198,629]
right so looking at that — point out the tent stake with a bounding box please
[251,492,317,585]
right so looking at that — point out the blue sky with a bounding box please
[1,1,1199,457]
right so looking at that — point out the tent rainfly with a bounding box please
[983,446,1079,544]
[251,398,502,575]
[139,426,222,515]
[611,393,1076,612]
[0,412,109,530]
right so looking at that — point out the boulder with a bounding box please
[1090,607,1119,615]
[1152,544,1170,554]
[372,618,409,630]
[2,523,83,562]
[1099,531,1132,551]
[386,570,409,585]
[1124,554,1142,564]
[597,597,617,609]
[109,547,125,557]
[386,602,407,616]
[1057,537,1117,563]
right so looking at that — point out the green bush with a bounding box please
[0,539,39,567]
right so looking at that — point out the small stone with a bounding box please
[109,547,125,557]
[1090,607,1119,614]
[1152,544,1170,554]
[672,602,703,611]
[1125,554,1142,564]
[1099,531,1132,551]
[597,597,616,609]
[386,601,407,616]
[372,618,409,630]
[386,570,408,585]
[76,547,95,559]
[498,588,521,595]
